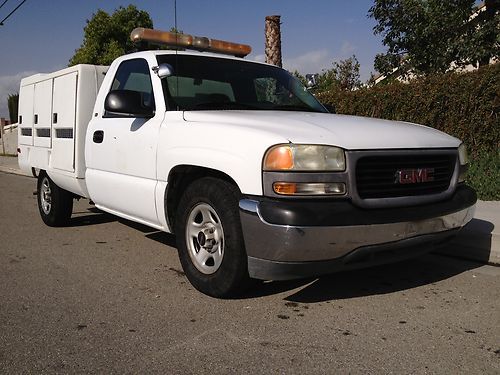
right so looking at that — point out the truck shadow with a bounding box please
[242,252,484,302]
[69,207,118,226]
[435,218,494,265]
[135,221,487,302]
[67,207,490,303]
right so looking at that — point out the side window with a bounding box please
[110,58,155,109]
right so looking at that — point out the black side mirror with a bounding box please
[104,90,155,118]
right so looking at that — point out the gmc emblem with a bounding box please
[395,168,434,184]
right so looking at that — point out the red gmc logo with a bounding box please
[395,168,434,184]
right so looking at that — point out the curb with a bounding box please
[0,165,32,178]
[436,201,500,266]
[437,227,500,266]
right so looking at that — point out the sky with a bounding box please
[0,0,385,119]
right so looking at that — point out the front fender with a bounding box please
[158,146,262,195]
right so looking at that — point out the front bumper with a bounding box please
[239,185,476,280]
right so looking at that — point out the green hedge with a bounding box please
[317,64,499,200]
[467,151,500,201]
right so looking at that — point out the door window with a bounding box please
[110,58,155,109]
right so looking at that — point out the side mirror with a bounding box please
[152,63,174,79]
[104,90,154,118]
[305,73,319,89]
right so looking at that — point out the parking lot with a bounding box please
[1,172,499,374]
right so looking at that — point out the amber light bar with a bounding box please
[130,27,252,58]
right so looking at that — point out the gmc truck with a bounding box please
[17,28,476,297]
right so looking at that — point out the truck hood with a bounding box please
[182,111,460,150]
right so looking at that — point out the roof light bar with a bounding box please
[130,27,252,58]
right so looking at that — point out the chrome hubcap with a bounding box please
[40,177,52,215]
[185,203,224,274]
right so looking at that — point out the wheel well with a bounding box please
[165,165,240,232]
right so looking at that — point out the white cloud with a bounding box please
[249,50,334,74]
[283,49,334,75]
[0,71,36,120]
[340,41,357,57]
[250,54,266,63]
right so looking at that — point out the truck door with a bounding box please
[85,58,163,226]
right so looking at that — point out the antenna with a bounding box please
[174,0,177,33]
[174,0,179,110]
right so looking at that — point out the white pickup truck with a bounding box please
[18,28,476,297]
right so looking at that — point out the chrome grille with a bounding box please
[355,153,455,199]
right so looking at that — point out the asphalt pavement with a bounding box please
[1,168,499,373]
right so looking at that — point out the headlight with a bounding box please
[458,143,469,183]
[458,143,468,165]
[263,144,345,171]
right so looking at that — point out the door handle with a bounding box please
[93,130,104,143]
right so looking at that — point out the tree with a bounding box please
[316,55,361,91]
[7,93,18,124]
[369,0,499,75]
[69,5,153,66]
[459,0,500,67]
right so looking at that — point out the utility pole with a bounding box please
[1,119,5,155]
[265,15,282,67]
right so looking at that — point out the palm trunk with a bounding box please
[265,15,282,67]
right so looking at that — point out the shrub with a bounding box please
[467,151,500,201]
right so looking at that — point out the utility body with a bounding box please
[18,47,476,297]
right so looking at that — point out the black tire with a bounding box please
[175,177,250,298]
[37,172,73,227]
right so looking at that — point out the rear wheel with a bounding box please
[175,177,250,298]
[37,172,73,227]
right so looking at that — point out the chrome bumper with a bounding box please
[239,197,476,280]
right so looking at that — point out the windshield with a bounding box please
[156,54,327,113]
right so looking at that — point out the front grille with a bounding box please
[356,153,455,199]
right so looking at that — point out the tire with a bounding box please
[37,172,73,227]
[175,177,250,298]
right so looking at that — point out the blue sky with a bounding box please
[0,0,384,118]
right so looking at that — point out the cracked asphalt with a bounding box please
[1,172,499,374]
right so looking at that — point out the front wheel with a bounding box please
[175,177,250,298]
[37,172,73,227]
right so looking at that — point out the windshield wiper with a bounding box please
[191,101,259,110]
[271,104,318,112]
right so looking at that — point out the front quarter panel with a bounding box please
[157,111,287,195]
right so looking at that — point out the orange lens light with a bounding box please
[131,27,193,47]
[273,182,297,195]
[130,28,252,57]
[273,182,346,196]
[209,38,252,58]
[264,145,294,171]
